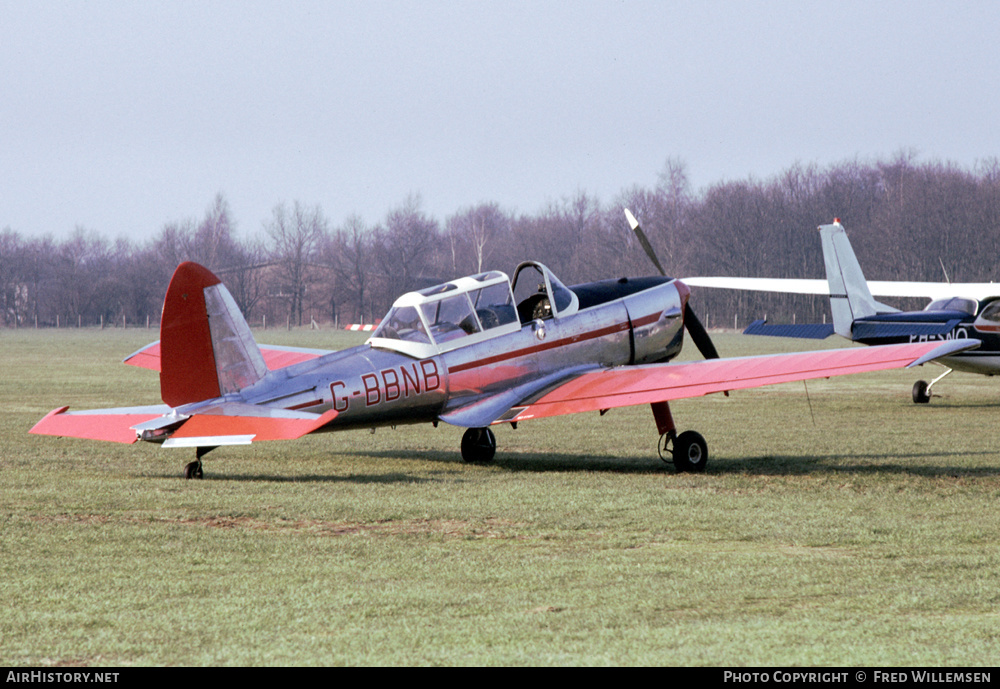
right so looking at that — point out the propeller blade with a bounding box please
[624,208,666,277]
[684,303,720,360]
[625,209,719,360]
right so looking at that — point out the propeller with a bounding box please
[624,209,719,360]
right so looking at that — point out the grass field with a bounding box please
[2,328,999,666]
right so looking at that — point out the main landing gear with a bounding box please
[652,400,708,472]
[912,366,953,404]
[461,427,496,464]
[659,429,709,473]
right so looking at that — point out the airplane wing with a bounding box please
[683,276,999,301]
[497,339,979,425]
[123,341,331,372]
[30,402,337,446]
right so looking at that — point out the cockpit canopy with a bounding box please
[369,262,579,358]
[369,270,519,357]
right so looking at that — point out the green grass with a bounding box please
[1,328,999,666]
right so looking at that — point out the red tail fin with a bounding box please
[160,263,224,406]
[160,262,266,407]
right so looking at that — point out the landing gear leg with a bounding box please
[183,446,216,479]
[913,366,953,404]
[651,401,709,473]
[461,427,496,464]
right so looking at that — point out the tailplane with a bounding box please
[818,220,897,338]
[160,262,267,407]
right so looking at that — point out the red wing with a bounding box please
[123,341,328,372]
[505,340,978,423]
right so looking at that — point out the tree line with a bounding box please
[3,152,1000,331]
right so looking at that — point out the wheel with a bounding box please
[912,380,931,404]
[672,430,708,473]
[461,427,496,464]
[184,460,204,479]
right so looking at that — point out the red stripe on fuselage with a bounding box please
[449,312,661,374]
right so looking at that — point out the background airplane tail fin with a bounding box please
[159,262,268,407]
[819,221,882,338]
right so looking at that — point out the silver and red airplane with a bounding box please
[30,211,977,477]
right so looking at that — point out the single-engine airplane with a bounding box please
[685,219,1000,403]
[30,211,978,476]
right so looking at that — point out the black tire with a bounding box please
[912,380,931,404]
[184,460,204,479]
[672,430,708,473]
[461,427,497,464]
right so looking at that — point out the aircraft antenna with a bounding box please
[802,380,816,426]
[938,257,951,284]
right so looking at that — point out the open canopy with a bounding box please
[368,262,580,358]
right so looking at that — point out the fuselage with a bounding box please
[235,274,686,432]
[852,302,1000,376]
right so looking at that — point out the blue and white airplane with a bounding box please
[685,220,1000,403]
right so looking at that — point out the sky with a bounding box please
[4,0,1000,241]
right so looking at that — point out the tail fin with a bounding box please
[818,220,896,338]
[160,262,267,407]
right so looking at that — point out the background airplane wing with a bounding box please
[124,341,331,372]
[684,276,1000,301]
[500,339,979,424]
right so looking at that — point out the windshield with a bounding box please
[370,305,431,343]
[977,300,1000,323]
[925,297,977,315]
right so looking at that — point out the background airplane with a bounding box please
[685,220,1000,403]
[30,212,976,476]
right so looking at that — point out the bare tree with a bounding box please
[445,202,511,275]
[371,195,440,312]
[322,214,372,325]
[265,200,328,326]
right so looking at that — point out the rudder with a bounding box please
[819,221,881,338]
[160,262,267,407]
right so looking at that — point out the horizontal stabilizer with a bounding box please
[163,406,338,447]
[30,405,171,444]
[124,341,330,372]
[851,319,962,340]
[743,319,835,339]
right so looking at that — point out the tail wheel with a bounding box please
[672,430,708,473]
[912,380,931,404]
[184,460,204,479]
[461,427,497,464]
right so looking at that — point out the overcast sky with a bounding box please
[4,0,1000,240]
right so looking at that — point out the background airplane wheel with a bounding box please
[461,427,496,464]
[672,430,708,473]
[912,380,931,404]
[184,460,204,479]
